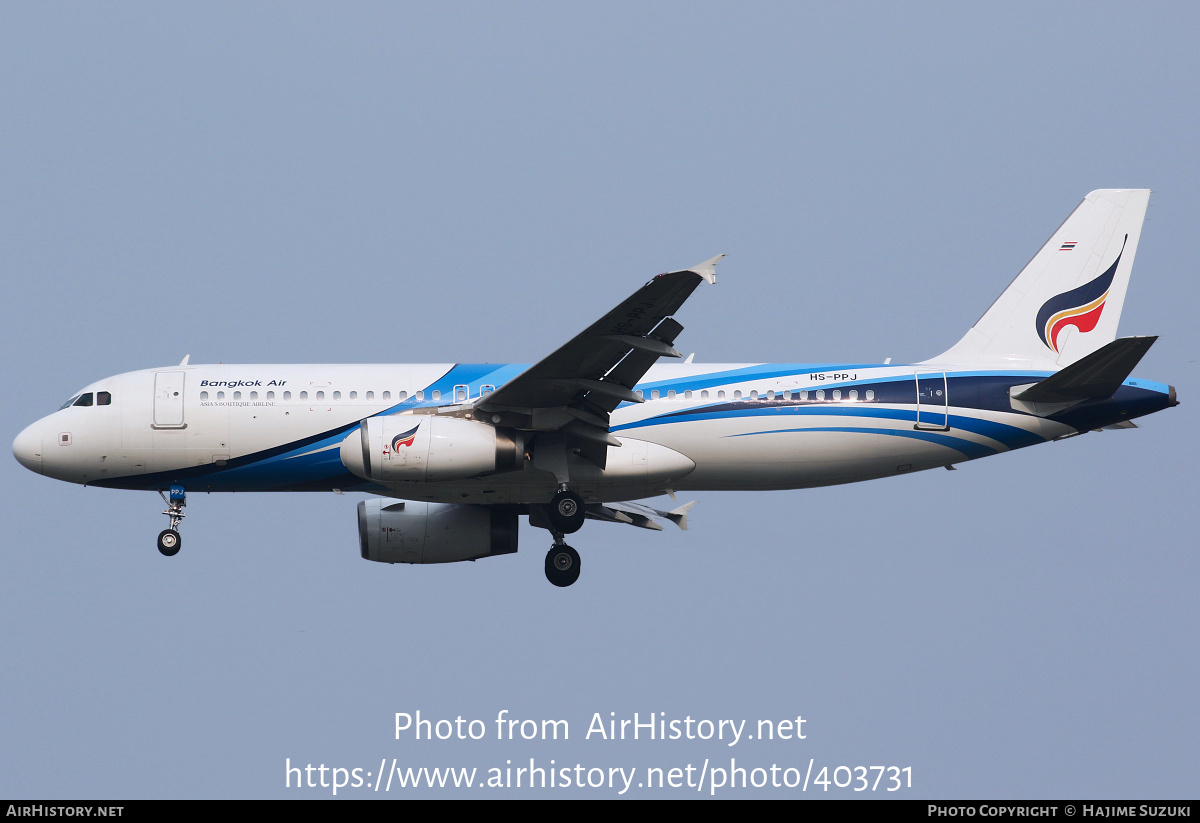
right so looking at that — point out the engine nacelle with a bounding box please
[340,415,524,483]
[357,499,519,564]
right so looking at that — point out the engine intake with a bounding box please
[357,499,519,564]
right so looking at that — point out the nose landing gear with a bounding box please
[157,485,186,557]
[157,528,181,556]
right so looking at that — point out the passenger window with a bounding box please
[250,391,258,400]
[333,391,341,400]
[832,390,841,400]
[316,391,324,400]
[701,390,709,399]
[848,390,858,400]
[651,390,660,400]
[283,391,291,400]
[783,390,791,400]
[866,389,875,401]
[415,391,424,401]
[398,391,407,401]
[73,393,94,407]
[432,390,440,401]
[816,390,825,401]
[684,390,693,399]
[799,390,809,400]
[718,391,725,399]
[667,390,676,399]
[217,392,225,400]
[267,391,275,400]
[455,387,467,402]
[749,390,758,400]
[200,391,209,400]
[97,391,111,406]
[635,390,643,399]
[300,391,308,400]
[381,391,389,400]
[734,390,742,400]
[234,391,242,400]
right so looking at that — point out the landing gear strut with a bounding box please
[544,533,580,588]
[157,485,186,557]
[547,487,585,534]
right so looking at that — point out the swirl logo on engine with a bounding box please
[391,424,420,450]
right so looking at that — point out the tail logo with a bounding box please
[1035,235,1127,353]
[391,424,421,450]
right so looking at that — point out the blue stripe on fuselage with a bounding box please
[612,404,1045,452]
[727,425,998,460]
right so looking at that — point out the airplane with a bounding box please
[11,189,1177,587]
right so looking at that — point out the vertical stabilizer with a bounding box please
[924,189,1150,369]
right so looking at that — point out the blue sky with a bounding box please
[2,3,1196,798]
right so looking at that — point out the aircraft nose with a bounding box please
[12,422,43,475]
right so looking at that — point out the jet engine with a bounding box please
[340,416,524,483]
[357,499,519,564]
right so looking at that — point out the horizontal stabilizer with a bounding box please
[1013,336,1157,403]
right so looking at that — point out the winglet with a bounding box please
[689,254,724,285]
[666,500,698,531]
[179,354,190,366]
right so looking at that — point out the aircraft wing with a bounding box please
[585,499,698,531]
[475,255,721,466]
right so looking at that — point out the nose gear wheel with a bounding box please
[157,529,181,556]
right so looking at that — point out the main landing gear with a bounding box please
[547,487,585,534]
[157,485,186,557]
[544,534,581,588]
[542,484,585,587]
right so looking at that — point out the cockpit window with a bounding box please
[73,393,94,407]
[59,394,81,410]
[97,391,112,406]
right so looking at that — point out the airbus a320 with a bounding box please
[13,190,1177,586]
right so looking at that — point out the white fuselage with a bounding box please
[13,360,1174,506]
